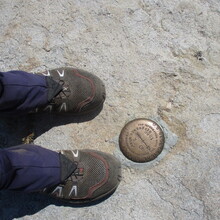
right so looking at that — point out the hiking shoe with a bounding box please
[35,67,106,114]
[43,149,121,203]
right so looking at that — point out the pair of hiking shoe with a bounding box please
[31,67,121,204]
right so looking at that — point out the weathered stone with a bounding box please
[0,0,219,219]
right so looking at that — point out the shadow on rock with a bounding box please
[0,189,114,220]
[0,104,103,148]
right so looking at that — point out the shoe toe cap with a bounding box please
[89,151,122,200]
[76,69,106,113]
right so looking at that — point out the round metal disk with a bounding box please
[119,119,165,163]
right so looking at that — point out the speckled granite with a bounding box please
[0,0,219,219]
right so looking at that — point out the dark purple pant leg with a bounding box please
[0,71,64,192]
[0,144,61,192]
[0,71,49,115]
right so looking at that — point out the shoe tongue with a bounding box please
[46,76,63,102]
[60,153,77,181]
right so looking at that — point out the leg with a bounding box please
[0,144,62,192]
[0,70,61,115]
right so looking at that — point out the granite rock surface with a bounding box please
[0,0,219,219]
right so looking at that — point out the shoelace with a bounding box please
[66,162,84,181]
[52,80,71,103]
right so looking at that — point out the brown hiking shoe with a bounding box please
[35,67,106,114]
[43,149,121,204]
